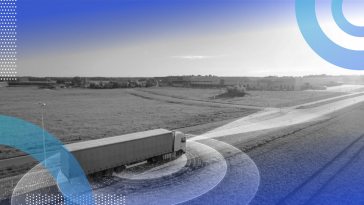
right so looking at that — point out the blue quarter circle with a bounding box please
[0,115,95,205]
[295,0,364,70]
[332,0,364,37]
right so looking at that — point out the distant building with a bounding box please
[18,77,29,82]
[190,76,220,87]
[154,77,169,86]
[221,77,260,89]
[301,76,343,89]
[154,76,191,86]
[154,75,344,91]
[261,77,299,90]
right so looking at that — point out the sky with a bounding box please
[15,0,364,77]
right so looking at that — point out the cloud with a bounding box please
[172,55,227,59]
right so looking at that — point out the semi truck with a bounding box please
[61,129,186,179]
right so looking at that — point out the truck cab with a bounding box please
[173,130,187,154]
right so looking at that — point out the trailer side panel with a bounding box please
[61,129,174,178]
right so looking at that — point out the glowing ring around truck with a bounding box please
[12,139,259,205]
[5,115,260,205]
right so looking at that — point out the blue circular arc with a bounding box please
[0,115,95,205]
[332,0,364,37]
[296,0,364,70]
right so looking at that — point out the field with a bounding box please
[2,85,364,203]
[138,87,348,107]
[0,82,7,87]
[0,87,257,160]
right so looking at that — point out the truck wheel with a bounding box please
[148,157,158,163]
[93,171,103,180]
[104,169,113,177]
[157,155,163,162]
[114,165,126,173]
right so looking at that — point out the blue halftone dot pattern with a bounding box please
[0,0,16,81]
[24,194,125,205]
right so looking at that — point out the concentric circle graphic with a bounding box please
[316,0,364,51]
[11,139,260,205]
[296,0,364,70]
[331,0,364,37]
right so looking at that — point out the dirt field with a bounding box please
[0,87,257,160]
[139,87,347,107]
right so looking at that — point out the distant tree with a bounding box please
[226,84,246,94]
[112,82,119,89]
[56,79,65,84]
[72,76,82,86]
[146,79,156,87]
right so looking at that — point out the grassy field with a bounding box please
[138,87,348,107]
[0,87,257,160]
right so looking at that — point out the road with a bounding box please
[245,100,364,205]
[189,91,364,141]
[0,151,59,170]
[304,84,364,93]
[182,91,364,204]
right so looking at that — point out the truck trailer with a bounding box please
[61,129,186,179]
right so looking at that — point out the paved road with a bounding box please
[0,151,58,170]
[181,100,364,204]
[183,92,364,204]
[304,84,364,93]
[190,91,364,142]
[245,101,364,205]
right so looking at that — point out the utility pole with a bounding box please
[39,102,47,168]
